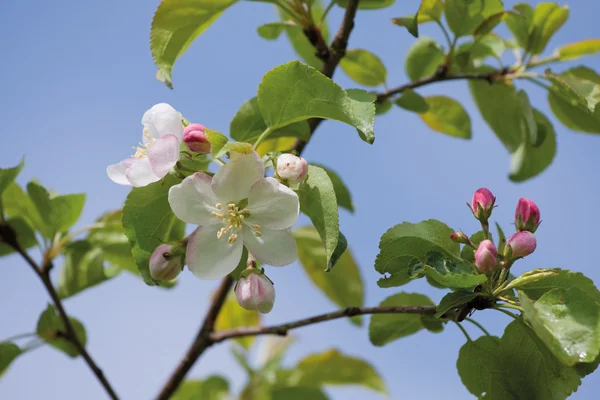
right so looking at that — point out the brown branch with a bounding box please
[211,305,437,343]
[0,225,119,400]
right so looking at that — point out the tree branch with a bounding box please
[0,225,119,400]
[210,305,437,343]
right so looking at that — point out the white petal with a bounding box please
[212,151,265,203]
[246,177,299,230]
[243,226,297,267]
[187,225,244,280]
[142,103,184,141]
[148,134,180,178]
[106,158,134,186]
[125,157,160,187]
[168,173,221,225]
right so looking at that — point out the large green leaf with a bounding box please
[214,290,260,350]
[172,376,229,400]
[0,342,21,377]
[36,305,87,358]
[520,287,600,366]
[122,175,185,285]
[293,349,387,394]
[505,3,533,48]
[340,49,387,87]
[150,0,238,88]
[297,166,340,271]
[369,292,436,346]
[545,69,600,114]
[517,268,600,304]
[310,164,354,212]
[405,37,444,81]
[0,217,37,257]
[0,158,24,199]
[294,226,363,325]
[375,220,459,288]
[528,2,569,55]
[419,96,471,139]
[444,0,503,37]
[257,61,376,144]
[556,39,600,61]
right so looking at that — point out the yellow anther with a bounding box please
[216,203,222,209]
[228,234,238,244]
[254,231,262,237]
[212,211,224,219]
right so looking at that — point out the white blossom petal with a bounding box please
[142,103,184,141]
[212,151,265,203]
[168,173,221,225]
[125,157,160,187]
[148,134,180,178]
[243,226,298,267]
[106,158,134,186]
[187,225,244,280]
[246,177,299,230]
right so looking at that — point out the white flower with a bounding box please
[276,153,308,184]
[168,151,299,280]
[107,103,184,187]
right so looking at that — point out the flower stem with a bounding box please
[320,0,336,27]
[253,127,274,149]
[435,20,453,51]
[464,318,491,337]
[3,332,36,342]
[453,321,472,342]
[496,303,524,312]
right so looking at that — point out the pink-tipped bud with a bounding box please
[149,244,183,281]
[506,231,537,258]
[474,240,498,272]
[469,188,496,222]
[276,154,308,184]
[450,231,472,246]
[183,124,211,154]
[515,198,541,233]
[235,271,275,314]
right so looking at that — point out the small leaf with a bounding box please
[556,39,600,61]
[0,342,22,377]
[414,251,487,289]
[36,305,87,358]
[257,61,376,144]
[172,376,229,400]
[256,21,297,40]
[375,99,393,115]
[405,37,444,81]
[335,0,394,10]
[505,3,534,48]
[0,158,24,198]
[528,3,569,55]
[419,96,472,139]
[435,290,483,318]
[502,269,560,292]
[369,292,435,346]
[444,0,503,37]
[392,0,443,37]
[205,129,229,157]
[474,11,520,37]
[496,222,506,254]
[215,290,260,350]
[392,15,418,38]
[310,164,354,212]
[2,183,45,239]
[340,49,387,87]
[150,0,238,88]
[0,218,37,257]
[395,89,429,113]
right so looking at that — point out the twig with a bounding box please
[210,305,437,343]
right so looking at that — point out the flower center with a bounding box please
[132,128,156,159]
[212,202,261,244]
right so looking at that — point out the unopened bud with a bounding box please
[469,188,496,222]
[515,198,541,233]
[474,240,498,273]
[506,231,537,258]
[183,124,211,154]
[276,153,308,184]
[149,244,184,281]
[235,270,275,314]
[450,231,471,246]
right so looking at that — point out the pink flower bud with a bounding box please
[276,154,308,184]
[506,231,537,258]
[474,240,498,272]
[450,231,471,246]
[235,271,275,314]
[183,124,211,154]
[515,198,541,233]
[149,244,183,281]
[469,188,496,221]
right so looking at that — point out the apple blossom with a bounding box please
[506,231,537,258]
[276,153,308,184]
[107,103,184,187]
[149,243,184,281]
[183,123,211,154]
[469,188,495,222]
[235,270,275,314]
[168,151,299,280]
[515,198,541,233]
[474,240,498,272]
[450,231,471,246]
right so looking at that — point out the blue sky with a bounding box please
[1,0,600,399]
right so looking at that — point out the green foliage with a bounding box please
[257,61,376,144]
[310,164,354,212]
[556,39,600,61]
[294,226,363,325]
[0,158,24,199]
[271,387,329,400]
[335,0,394,10]
[392,0,444,37]
[405,37,444,81]
[256,21,297,40]
[215,291,260,350]
[150,0,237,88]
[435,290,483,318]
[517,268,600,303]
[411,251,487,289]
[339,49,387,86]
[502,268,560,292]
[444,0,503,37]
[0,342,21,377]
[36,305,87,358]
[528,2,569,55]
[505,3,534,49]
[369,292,436,346]
[395,89,429,113]
[1,183,45,235]
[419,96,472,139]
[172,376,229,400]
[0,218,37,257]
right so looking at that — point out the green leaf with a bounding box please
[444,0,503,37]
[412,251,487,289]
[392,0,444,37]
[335,0,394,10]
[2,183,44,234]
[517,268,600,304]
[297,166,340,271]
[340,49,387,87]
[150,0,238,88]
[294,226,363,325]
[505,3,534,48]
[392,15,418,38]
[87,210,137,274]
[520,287,600,366]
[257,61,376,144]
[0,342,21,377]
[293,349,387,394]
[502,269,560,293]
[499,320,582,399]
[435,290,483,318]
[369,292,435,346]
[215,291,260,350]
[420,314,444,333]
[556,39,600,61]
[419,96,472,139]
[528,3,569,55]
[545,69,600,114]
[0,158,24,199]
[271,387,329,400]
[459,231,489,263]
[26,182,85,239]
[495,222,506,254]
[205,129,229,157]
[395,89,429,113]
[172,376,229,400]
[229,97,310,144]
[56,241,121,299]
[0,218,37,257]
[310,163,354,212]
[122,175,185,285]
[256,21,297,40]
[36,305,86,358]
[375,220,459,288]
[474,11,520,37]
[405,37,444,81]
[375,99,393,115]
